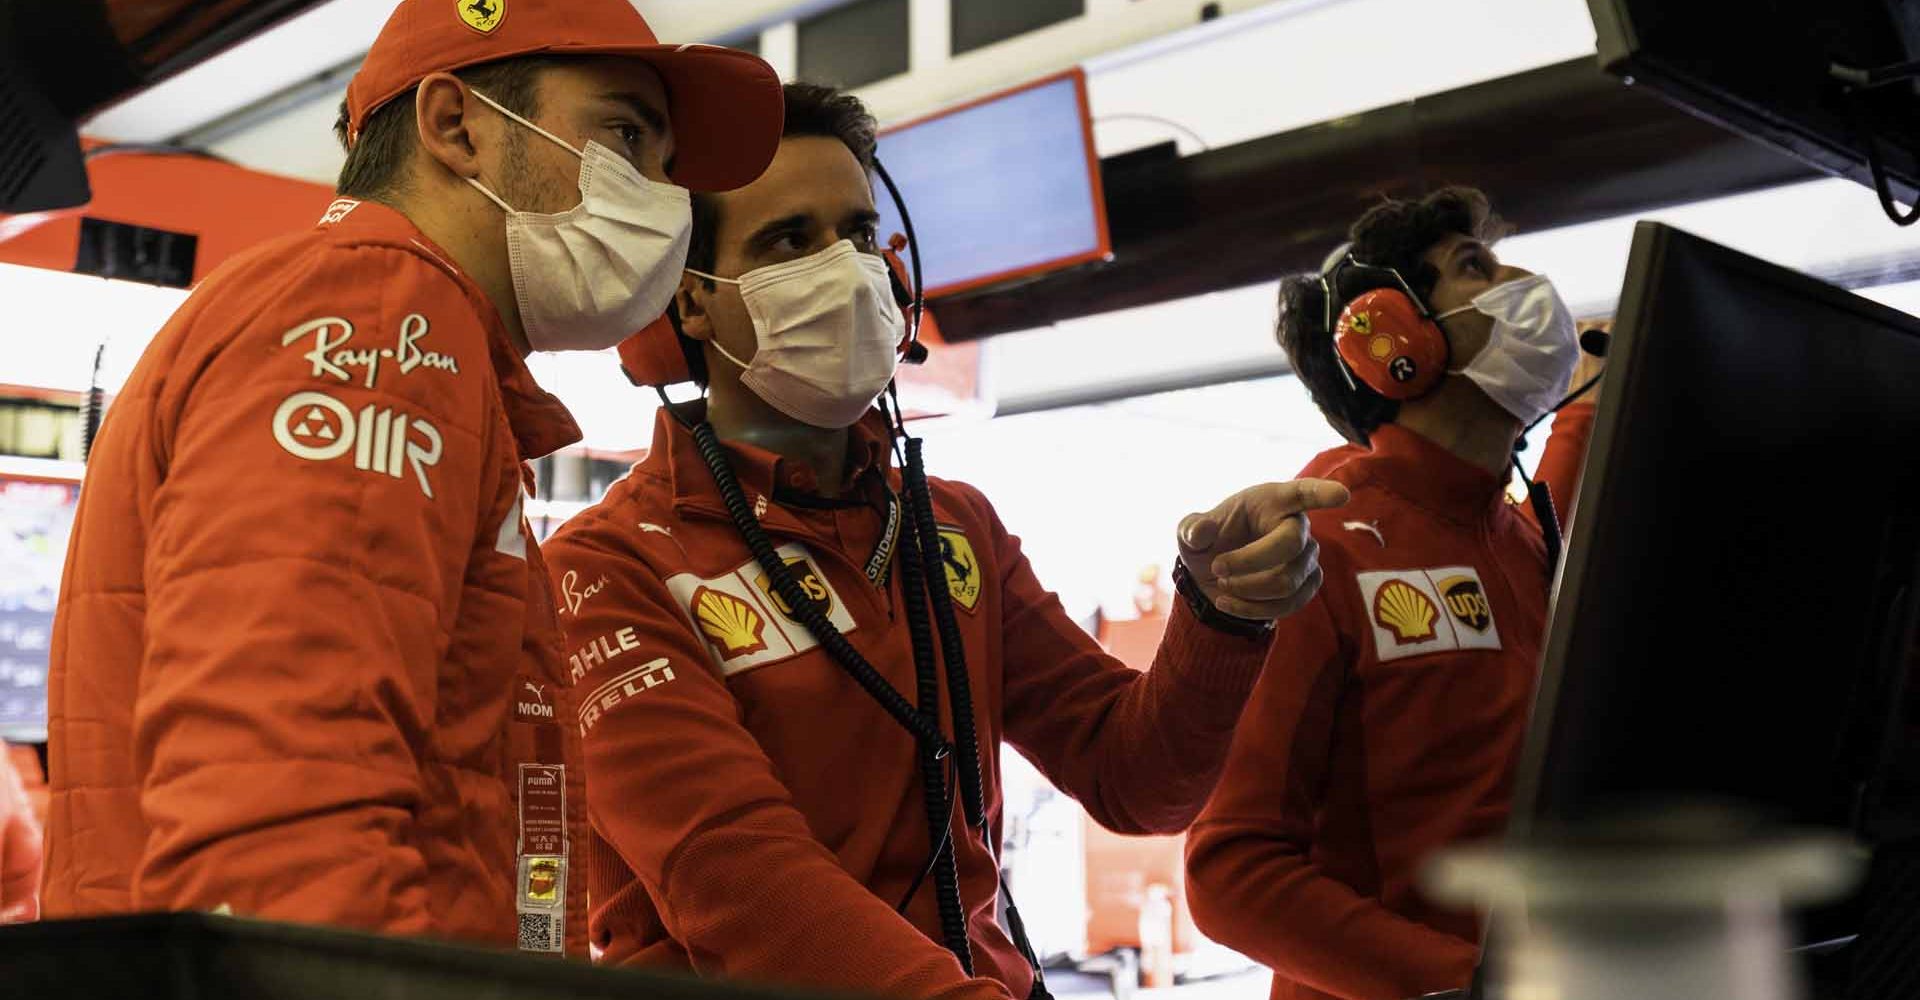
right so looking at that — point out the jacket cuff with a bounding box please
[1155,601,1269,698]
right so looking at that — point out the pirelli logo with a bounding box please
[576,657,676,736]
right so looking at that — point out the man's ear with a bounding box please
[415,72,486,180]
[675,273,713,343]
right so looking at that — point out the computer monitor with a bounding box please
[1513,223,1920,953]
[873,68,1111,300]
[1588,0,1920,215]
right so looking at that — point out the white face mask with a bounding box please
[1438,273,1580,426]
[688,240,904,429]
[465,90,691,352]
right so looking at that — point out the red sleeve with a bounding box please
[133,247,494,930]
[1185,580,1479,1000]
[1534,402,1596,528]
[968,483,1266,836]
[0,744,40,922]
[548,525,1011,1000]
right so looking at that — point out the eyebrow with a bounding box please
[744,213,815,249]
[603,92,669,137]
[1449,240,1485,263]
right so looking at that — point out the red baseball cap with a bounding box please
[345,0,783,192]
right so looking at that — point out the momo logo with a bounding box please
[937,527,982,612]
[515,678,554,724]
[692,587,767,660]
[754,556,834,624]
[459,0,503,33]
[1372,580,1437,643]
[272,391,443,498]
[1355,567,1502,662]
[1439,575,1492,633]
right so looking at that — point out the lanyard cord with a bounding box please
[678,395,1049,992]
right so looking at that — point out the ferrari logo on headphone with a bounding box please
[458,0,504,34]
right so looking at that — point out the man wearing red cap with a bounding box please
[544,83,1346,999]
[39,0,781,956]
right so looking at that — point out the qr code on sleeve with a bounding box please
[517,911,562,953]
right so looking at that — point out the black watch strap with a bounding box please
[1172,559,1274,640]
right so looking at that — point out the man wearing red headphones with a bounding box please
[1185,187,1599,1000]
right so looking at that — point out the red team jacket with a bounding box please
[42,199,589,955]
[542,408,1272,1000]
[1187,409,1594,1000]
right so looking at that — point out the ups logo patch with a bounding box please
[756,556,836,625]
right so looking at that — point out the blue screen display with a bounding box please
[875,74,1105,296]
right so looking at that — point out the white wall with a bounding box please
[917,376,1342,622]
[169,0,1602,185]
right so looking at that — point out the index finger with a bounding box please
[1260,479,1350,521]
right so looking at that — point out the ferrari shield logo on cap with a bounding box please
[458,0,504,34]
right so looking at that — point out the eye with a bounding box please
[612,122,646,153]
[851,224,879,252]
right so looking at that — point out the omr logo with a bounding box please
[272,391,443,498]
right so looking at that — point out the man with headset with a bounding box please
[1184,187,1599,1000]
[543,82,1346,999]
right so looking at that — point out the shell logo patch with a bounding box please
[665,542,860,676]
[1367,333,1394,361]
[692,586,767,660]
[1355,566,1502,662]
[1438,574,1492,632]
[937,526,982,612]
[458,0,504,33]
[755,556,835,624]
[1373,580,1437,643]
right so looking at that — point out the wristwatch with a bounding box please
[1171,559,1275,640]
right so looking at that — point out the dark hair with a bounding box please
[1276,186,1511,444]
[333,57,559,202]
[674,82,880,384]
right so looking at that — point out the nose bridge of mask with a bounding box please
[685,240,873,293]
[1437,272,1548,322]
[698,241,898,370]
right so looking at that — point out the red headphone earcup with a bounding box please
[1335,288,1448,400]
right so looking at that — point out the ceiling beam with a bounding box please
[930,58,1823,342]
